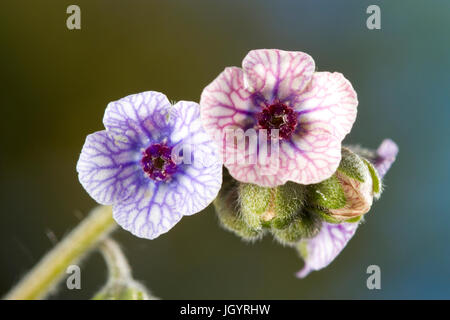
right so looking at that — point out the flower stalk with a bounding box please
[99,238,131,281]
[93,238,154,300]
[5,205,116,300]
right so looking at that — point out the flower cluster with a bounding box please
[77,49,397,277]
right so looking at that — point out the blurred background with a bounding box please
[1,0,449,299]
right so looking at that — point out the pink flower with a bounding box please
[200,49,358,187]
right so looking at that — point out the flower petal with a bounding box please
[374,139,399,179]
[286,128,342,184]
[76,131,142,205]
[296,222,358,278]
[223,128,341,187]
[174,161,222,216]
[170,101,211,145]
[113,182,183,240]
[200,67,257,151]
[296,72,358,140]
[103,91,172,146]
[242,49,315,101]
[170,101,223,215]
[225,154,287,187]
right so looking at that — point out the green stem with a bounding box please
[93,237,154,300]
[5,205,117,300]
[99,238,131,281]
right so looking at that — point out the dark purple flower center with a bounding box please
[256,102,298,139]
[141,144,177,181]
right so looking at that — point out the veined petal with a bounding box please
[221,126,341,187]
[242,49,315,101]
[113,182,183,240]
[296,72,358,140]
[76,130,142,205]
[200,67,257,152]
[175,159,222,216]
[223,128,341,187]
[296,222,358,278]
[170,101,210,145]
[286,128,342,185]
[224,148,288,187]
[170,100,223,215]
[103,91,172,146]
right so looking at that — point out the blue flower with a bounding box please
[77,91,223,239]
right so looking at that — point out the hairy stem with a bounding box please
[99,238,131,281]
[5,205,117,300]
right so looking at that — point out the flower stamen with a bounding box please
[141,144,177,181]
[256,102,298,139]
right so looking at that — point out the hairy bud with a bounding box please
[214,169,319,245]
[307,147,381,223]
[271,209,321,245]
[214,170,264,241]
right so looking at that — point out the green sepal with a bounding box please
[338,147,367,182]
[271,182,307,229]
[214,171,263,241]
[345,215,363,223]
[363,159,382,197]
[308,175,347,210]
[271,210,321,246]
[238,182,306,230]
[311,207,342,224]
[312,207,363,224]
[238,183,271,231]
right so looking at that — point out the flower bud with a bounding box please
[214,171,264,241]
[239,183,272,231]
[214,169,316,244]
[239,181,307,230]
[307,148,381,223]
[271,209,321,246]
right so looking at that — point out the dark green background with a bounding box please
[1,1,449,299]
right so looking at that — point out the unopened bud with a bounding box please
[239,181,306,230]
[214,170,316,244]
[271,210,321,246]
[239,183,272,231]
[307,147,382,223]
[214,171,264,241]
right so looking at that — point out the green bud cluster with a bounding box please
[215,170,320,246]
[214,147,382,245]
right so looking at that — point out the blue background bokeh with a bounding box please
[0,0,449,299]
